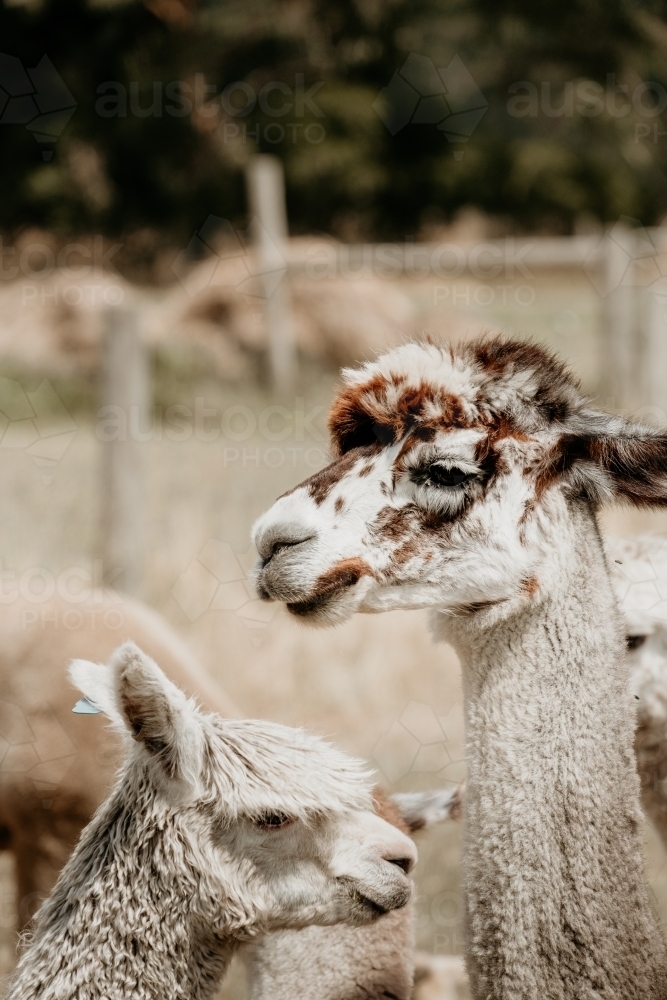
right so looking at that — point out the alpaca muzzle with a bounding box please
[330,813,417,923]
[338,866,413,921]
[254,520,375,620]
[253,510,321,602]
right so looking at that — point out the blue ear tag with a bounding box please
[72,697,102,715]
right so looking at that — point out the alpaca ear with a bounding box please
[390,785,463,833]
[546,411,667,508]
[70,641,202,794]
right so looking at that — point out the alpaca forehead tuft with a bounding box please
[330,337,584,455]
[341,342,480,401]
[203,717,374,818]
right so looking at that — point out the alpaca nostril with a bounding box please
[256,524,316,565]
[265,538,306,566]
[387,855,414,875]
[377,835,417,876]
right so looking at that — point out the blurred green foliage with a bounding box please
[2,0,667,262]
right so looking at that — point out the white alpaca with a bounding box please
[7,642,416,1000]
[253,337,667,998]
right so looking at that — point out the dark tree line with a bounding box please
[1,0,667,270]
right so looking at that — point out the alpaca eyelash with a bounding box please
[255,813,294,830]
[409,463,478,490]
[404,459,482,520]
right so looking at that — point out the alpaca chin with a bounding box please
[286,576,373,627]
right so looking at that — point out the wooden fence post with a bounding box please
[245,155,296,392]
[99,306,148,596]
[640,282,667,420]
[601,224,639,411]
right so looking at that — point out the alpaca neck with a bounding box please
[246,907,415,1000]
[443,501,666,1000]
[6,793,236,1000]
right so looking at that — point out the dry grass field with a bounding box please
[1,267,666,997]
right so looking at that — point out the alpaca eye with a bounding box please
[626,635,647,651]
[256,813,293,830]
[427,464,475,489]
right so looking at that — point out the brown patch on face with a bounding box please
[334,496,345,515]
[415,507,459,535]
[373,786,411,836]
[518,496,537,544]
[525,417,604,502]
[484,414,530,446]
[531,439,574,500]
[286,557,373,616]
[473,414,532,485]
[393,538,419,566]
[396,426,437,464]
[400,385,467,427]
[328,336,586,470]
[473,435,503,479]
[473,338,577,424]
[412,424,437,442]
[328,375,393,455]
[299,444,380,506]
[519,496,536,525]
[522,576,539,599]
[328,378,473,457]
[382,470,486,542]
[370,506,413,544]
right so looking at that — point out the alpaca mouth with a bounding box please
[353,890,388,917]
[285,558,373,619]
[286,586,348,618]
[338,875,411,920]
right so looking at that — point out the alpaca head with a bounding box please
[69,642,416,936]
[253,338,667,625]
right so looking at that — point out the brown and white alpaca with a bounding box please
[245,786,462,1000]
[7,641,417,1000]
[253,338,667,999]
